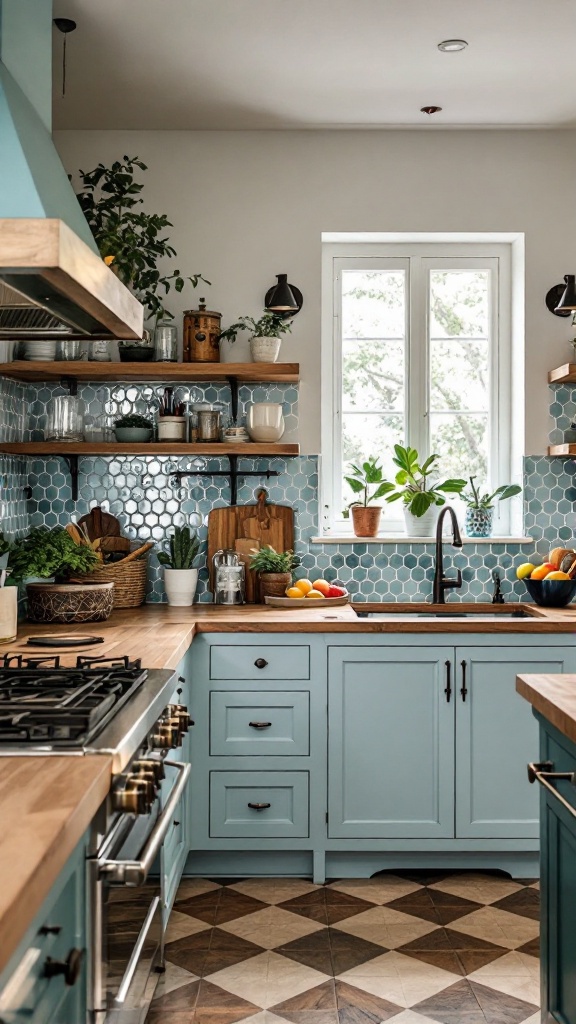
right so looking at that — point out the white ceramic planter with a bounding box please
[164,568,198,606]
[250,336,281,363]
[403,504,438,537]
[246,402,285,442]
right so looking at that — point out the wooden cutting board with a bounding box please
[207,489,295,601]
[78,506,121,541]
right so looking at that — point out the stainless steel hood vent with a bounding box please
[0,284,69,336]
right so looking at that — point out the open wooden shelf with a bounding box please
[0,361,300,384]
[548,444,576,457]
[549,364,576,385]
[0,442,300,457]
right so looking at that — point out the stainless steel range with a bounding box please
[0,652,192,1024]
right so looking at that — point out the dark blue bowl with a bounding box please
[524,578,576,607]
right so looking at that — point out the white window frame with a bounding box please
[321,238,518,538]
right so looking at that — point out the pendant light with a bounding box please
[53,18,77,97]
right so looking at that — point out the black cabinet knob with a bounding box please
[254,658,268,669]
[44,948,84,986]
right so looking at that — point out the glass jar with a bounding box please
[44,395,84,441]
[56,340,83,360]
[193,402,224,442]
[89,340,112,362]
[154,321,178,361]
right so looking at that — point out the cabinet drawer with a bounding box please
[210,691,310,756]
[210,645,310,680]
[209,772,309,837]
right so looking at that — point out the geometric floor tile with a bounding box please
[145,872,542,1024]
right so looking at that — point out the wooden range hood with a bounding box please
[0,219,144,339]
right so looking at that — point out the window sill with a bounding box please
[310,536,533,545]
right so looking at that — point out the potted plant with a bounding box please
[114,414,154,443]
[461,476,522,538]
[342,457,392,537]
[157,526,201,606]
[384,445,466,537]
[75,155,209,326]
[249,545,300,599]
[7,528,113,623]
[219,313,292,363]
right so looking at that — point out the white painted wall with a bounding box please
[54,129,576,455]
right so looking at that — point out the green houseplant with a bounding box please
[461,476,522,538]
[75,155,209,324]
[157,526,201,606]
[249,545,300,599]
[384,445,466,537]
[219,313,292,363]
[342,457,392,537]
[7,528,113,624]
[113,413,154,443]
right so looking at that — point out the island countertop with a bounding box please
[517,672,576,746]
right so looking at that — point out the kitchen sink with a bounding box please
[355,609,530,619]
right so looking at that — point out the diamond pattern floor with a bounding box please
[146,872,540,1024]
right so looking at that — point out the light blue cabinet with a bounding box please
[328,646,455,839]
[455,646,576,839]
[160,650,193,923]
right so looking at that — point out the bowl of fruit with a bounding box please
[264,577,349,607]
[517,547,576,606]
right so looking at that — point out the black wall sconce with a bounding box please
[546,275,576,318]
[265,274,303,319]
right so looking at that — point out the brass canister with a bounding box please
[183,300,222,362]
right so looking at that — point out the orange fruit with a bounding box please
[294,578,313,595]
[312,579,331,596]
[530,563,555,580]
[306,589,325,599]
[285,586,303,598]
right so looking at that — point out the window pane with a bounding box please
[430,338,489,413]
[343,339,404,412]
[429,270,489,338]
[429,412,489,483]
[342,413,404,506]
[342,270,406,339]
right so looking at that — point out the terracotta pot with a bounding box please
[259,571,292,598]
[351,505,382,538]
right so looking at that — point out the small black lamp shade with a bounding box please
[555,275,576,313]
[265,274,302,315]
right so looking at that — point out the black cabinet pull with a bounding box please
[249,721,272,729]
[248,802,271,811]
[460,660,468,702]
[173,820,180,827]
[254,658,268,669]
[44,948,84,986]
[39,924,62,936]
[444,660,452,703]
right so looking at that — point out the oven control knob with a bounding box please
[131,771,156,803]
[112,780,148,815]
[135,758,165,783]
[175,706,192,732]
[151,725,178,749]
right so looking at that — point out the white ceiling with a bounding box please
[52,0,576,131]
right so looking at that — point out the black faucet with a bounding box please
[433,506,463,604]
[492,570,505,604]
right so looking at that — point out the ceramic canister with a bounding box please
[183,301,222,362]
[246,402,285,442]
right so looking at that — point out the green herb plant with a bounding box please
[384,444,466,517]
[114,414,154,429]
[249,546,300,574]
[8,528,99,582]
[461,476,521,509]
[342,456,392,517]
[157,526,200,570]
[219,313,293,345]
[75,156,210,323]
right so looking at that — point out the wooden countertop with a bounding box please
[517,673,576,746]
[0,756,111,976]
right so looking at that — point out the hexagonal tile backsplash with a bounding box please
[0,375,574,602]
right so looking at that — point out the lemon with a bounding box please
[306,589,325,599]
[294,578,313,595]
[516,562,535,580]
[285,586,303,598]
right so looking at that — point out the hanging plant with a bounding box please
[75,155,210,323]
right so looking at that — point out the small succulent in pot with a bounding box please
[342,456,391,537]
[461,476,522,538]
[219,312,292,363]
[249,545,301,598]
[114,414,154,443]
[158,526,201,606]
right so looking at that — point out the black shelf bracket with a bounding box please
[62,454,79,500]
[174,454,279,505]
[60,376,78,396]
[226,376,239,423]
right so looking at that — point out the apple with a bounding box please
[327,585,346,598]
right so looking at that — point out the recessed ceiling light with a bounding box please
[420,106,442,115]
[438,39,468,52]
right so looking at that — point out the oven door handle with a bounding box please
[115,896,161,1005]
[98,760,190,885]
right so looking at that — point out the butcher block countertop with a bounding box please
[0,756,111,977]
[2,599,575,981]
[517,673,576,746]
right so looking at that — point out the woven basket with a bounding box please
[27,582,114,623]
[74,555,149,608]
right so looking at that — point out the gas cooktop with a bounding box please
[0,655,148,748]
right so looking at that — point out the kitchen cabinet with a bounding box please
[0,834,88,1024]
[160,651,193,923]
[327,646,455,838]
